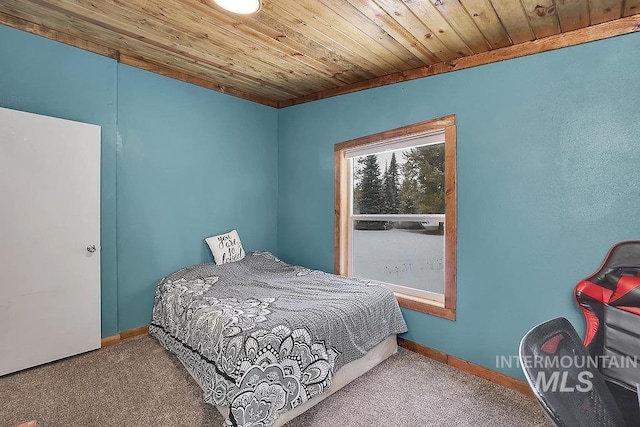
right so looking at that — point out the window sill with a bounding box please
[395,293,456,321]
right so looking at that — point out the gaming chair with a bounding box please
[574,241,640,426]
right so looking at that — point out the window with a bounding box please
[335,115,457,320]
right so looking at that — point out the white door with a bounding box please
[0,107,101,376]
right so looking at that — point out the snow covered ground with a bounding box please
[352,228,444,294]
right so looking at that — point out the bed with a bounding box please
[149,251,407,427]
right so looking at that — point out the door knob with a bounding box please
[87,245,97,253]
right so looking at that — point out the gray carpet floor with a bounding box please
[0,335,550,427]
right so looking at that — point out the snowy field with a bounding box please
[352,228,444,294]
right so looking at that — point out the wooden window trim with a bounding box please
[334,114,457,321]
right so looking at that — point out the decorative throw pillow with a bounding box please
[205,229,246,264]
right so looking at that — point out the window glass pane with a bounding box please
[352,143,445,215]
[338,116,456,318]
[350,143,446,295]
[351,220,445,294]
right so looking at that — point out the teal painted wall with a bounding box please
[0,25,278,337]
[0,24,119,337]
[3,22,640,379]
[116,65,278,331]
[277,32,640,378]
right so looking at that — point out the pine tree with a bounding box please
[357,155,383,214]
[400,159,418,214]
[382,152,400,214]
[399,144,445,214]
[356,155,384,229]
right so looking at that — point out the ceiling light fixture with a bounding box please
[213,0,261,14]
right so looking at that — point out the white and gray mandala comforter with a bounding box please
[149,251,407,427]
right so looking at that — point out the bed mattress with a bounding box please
[149,251,407,427]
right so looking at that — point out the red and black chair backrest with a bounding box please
[574,241,640,393]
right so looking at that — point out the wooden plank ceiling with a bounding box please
[1,0,639,107]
